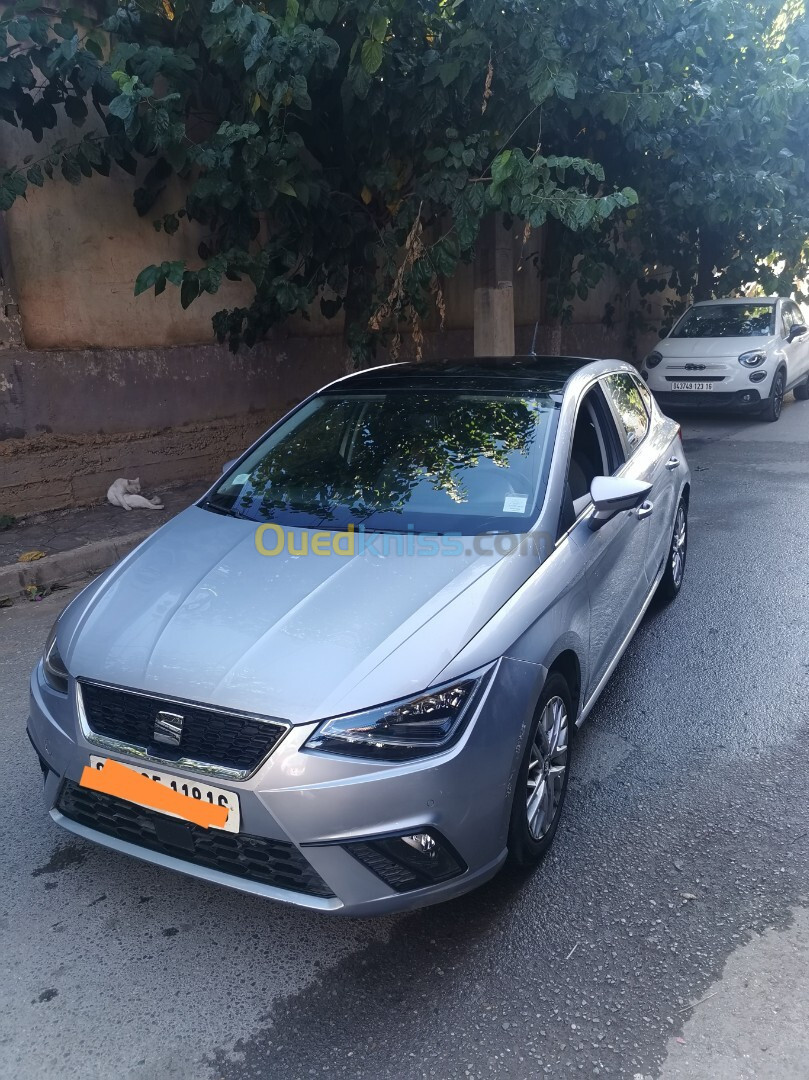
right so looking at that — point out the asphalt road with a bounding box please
[2,398,808,1080]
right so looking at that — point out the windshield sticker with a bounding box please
[503,495,528,513]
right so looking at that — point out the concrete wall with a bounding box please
[0,337,347,517]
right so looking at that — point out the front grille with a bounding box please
[57,780,335,898]
[664,375,726,382]
[79,681,287,778]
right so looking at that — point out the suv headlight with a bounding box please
[645,350,663,369]
[304,670,491,761]
[43,621,69,694]
[739,350,766,368]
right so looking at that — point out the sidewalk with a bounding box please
[0,482,206,602]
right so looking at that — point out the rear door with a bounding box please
[601,372,678,583]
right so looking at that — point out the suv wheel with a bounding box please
[761,369,785,422]
[507,673,572,870]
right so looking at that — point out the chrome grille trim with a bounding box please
[76,680,290,782]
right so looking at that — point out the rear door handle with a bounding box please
[635,501,654,520]
[665,457,680,470]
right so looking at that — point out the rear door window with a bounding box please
[602,373,650,456]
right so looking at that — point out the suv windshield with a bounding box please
[205,388,559,534]
[671,303,775,338]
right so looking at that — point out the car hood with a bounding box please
[658,335,775,360]
[61,506,535,724]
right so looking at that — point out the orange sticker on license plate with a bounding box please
[79,758,230,830]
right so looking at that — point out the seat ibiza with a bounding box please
[29,357,690,915]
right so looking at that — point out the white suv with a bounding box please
[642,297,809,422]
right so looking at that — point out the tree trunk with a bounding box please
[473,213,515,356]
[694,228,722,302]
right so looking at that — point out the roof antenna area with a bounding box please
[529,319,540,356]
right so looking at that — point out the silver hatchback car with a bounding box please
[29,356,690,915]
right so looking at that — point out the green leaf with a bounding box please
[361,39,383,75]
[26,164,44,186]
[181,274,200,309]
[108,94,134,121]
[439,60,461,88]
[210,0,233,12]
[490,150,514,185]
[291,73,311,110]
[369,14,388,42]
[60,156,82,185]
[553,71,577,100]
[134,265,159,296]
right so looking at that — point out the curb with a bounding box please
[0,529,154,600]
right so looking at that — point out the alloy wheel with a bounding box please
[671,504,687,587]
[526,696,569,841]
[773,373,784,419]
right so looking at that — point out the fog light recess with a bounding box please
[344,828,467,892]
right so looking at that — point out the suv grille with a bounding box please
[57,780,335,899]
[79,681,287,779]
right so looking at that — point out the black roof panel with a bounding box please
[336,355,599,393]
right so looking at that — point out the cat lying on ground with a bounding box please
[107,478,164,511]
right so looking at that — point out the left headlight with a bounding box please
[304,671,490,761]
[43,621,69,694]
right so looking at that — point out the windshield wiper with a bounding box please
[200,498,246,519]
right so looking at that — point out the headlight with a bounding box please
[645,350,663,369]
[739,350,766,368]
[43,621,69,694]
[304,671,489,761]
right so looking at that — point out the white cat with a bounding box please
[107,477,164,511]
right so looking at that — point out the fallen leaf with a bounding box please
[18,550,47,562]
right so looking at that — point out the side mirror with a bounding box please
[221,458,238,475]
[588,476,653,531]
[788,323,807,343]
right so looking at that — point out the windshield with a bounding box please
[205,388,559,534]
[670,303,775,338]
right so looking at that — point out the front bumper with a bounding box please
[650,386,766,411]
[28,657,542,915]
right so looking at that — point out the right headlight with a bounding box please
[645,350,663,369]
[738,350,766,368]
[304,669,491,762]
[42,621,69,694]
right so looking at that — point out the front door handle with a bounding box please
[665,457,680,470]
[635,501,654,520]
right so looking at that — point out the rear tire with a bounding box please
[794,376,809,401]
[657,498,687,603]
[760,369,785,422]
[506,673,573,871]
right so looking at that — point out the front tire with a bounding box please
[760,369,785,422]
[506,674,572,871]
[657,498,688,603]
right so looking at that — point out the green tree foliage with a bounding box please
[1,0,808,356]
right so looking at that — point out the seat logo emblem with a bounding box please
[153,711,184,747]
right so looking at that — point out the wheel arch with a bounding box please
[543,647,582,721]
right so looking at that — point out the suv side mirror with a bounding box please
[788,323,808,343]
[588,476,652,531]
